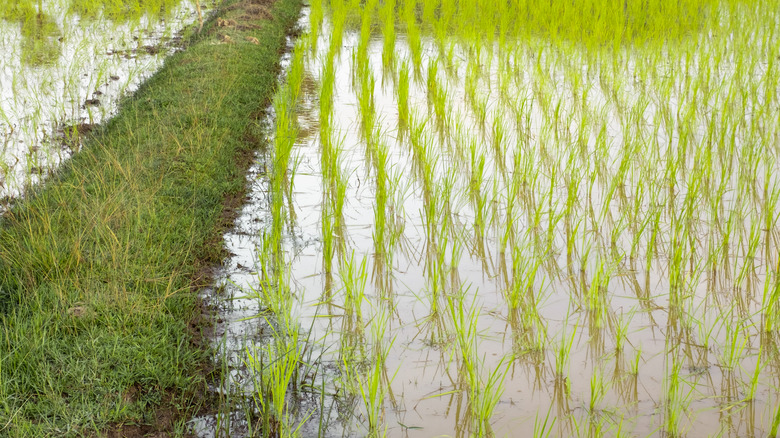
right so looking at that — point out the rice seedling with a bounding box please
[554,320,577,384]
[446,288,512,436]
[379,0,395,70]
[402,0,422,72]
[247,323,305,437]
[771,401,780,438]
[346,303,397,437]
[533,407,556,438]
[662,348,697,438]
[396,60,410,125]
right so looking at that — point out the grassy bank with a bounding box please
[0,0,301,435]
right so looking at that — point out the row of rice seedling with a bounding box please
[250,0,780,436]
[243,31,318,437]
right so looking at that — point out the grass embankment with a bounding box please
[0,0,301,435]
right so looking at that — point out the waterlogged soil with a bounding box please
[0,0,210,201]
[211,3,780,438]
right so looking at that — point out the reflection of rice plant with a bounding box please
[762,270,780,333]
[719,313,748,372]
[586,259,611,329]
[613,310,633,354]
[630,347,641,376]
[744,347,762,403]
[589,367,606,414]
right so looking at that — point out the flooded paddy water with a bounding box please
[0,0,213,201]
[216,0,780,436]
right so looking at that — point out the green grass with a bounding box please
[0,0,302,434]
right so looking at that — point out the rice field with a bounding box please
[0,0,208,202]
[243,0,780,436]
